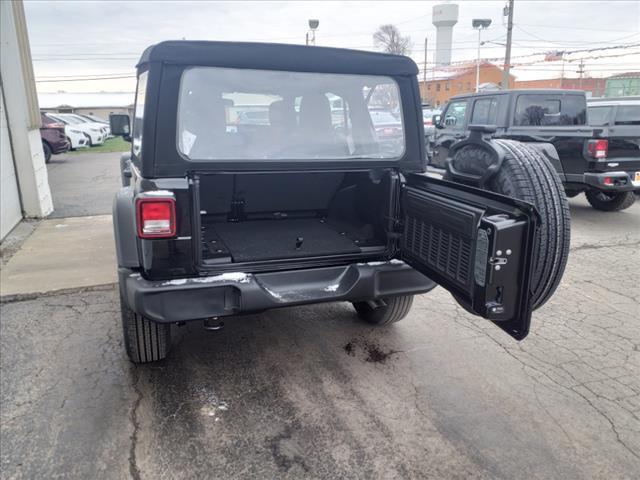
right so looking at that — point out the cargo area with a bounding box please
[196,171,393,265]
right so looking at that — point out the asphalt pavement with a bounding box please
[1,151,639,479]
[46,150,122,218]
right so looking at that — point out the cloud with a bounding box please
[24,0,640,92]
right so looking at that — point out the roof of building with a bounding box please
[607,72,640,79]
[138,40,419,76]
[38,92,134,109]
[423,61,511,82]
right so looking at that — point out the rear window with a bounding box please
[177,67,405,161]
[588,106,613,126]
[514,94,586,126]
[614,105,640,126]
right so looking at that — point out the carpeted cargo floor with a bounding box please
[213,219,361,262]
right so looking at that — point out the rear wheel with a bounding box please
[447,139,570,309]
[585,190,635,212]
[42,141,52,163]
[120,291,170,363]
[352,295,414,326]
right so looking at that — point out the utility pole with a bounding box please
[577,58,585,89]
[423,37,428,99]
[502,0,514,89]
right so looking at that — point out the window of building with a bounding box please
[445,82,450,91]
[436,83,441,92]
[427,84,431,91]
[471,98,498,125]
[457,82,462,91]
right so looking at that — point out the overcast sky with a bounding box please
[24,0,639,93]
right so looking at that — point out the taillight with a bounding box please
[587,139,608,159]
[136,197,176,238]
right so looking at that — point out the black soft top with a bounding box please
[138,41,419,76]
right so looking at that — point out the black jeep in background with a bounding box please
[430,90,640,211]
[110,41,569,363]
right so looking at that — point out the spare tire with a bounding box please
[447,139,570,309]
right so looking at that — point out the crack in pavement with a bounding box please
[570,239,640,252]
[128,367,143,480]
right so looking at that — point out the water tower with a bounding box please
[432,3,459,66]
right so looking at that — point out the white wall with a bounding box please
[0,0,53,240]
[1,93,22,239]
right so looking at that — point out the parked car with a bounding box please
[77,113,113,137]
[42,113,88,150]
[369,108,403,151]
[39,115,70,163]
[109,41,568,363]
[64,113,110,138]
[430,90,640,211]
[46,113,105,146]
[422,105,441,137]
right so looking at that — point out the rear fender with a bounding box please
[526,142,565,181]
[113,187,140,268]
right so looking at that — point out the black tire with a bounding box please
[42,141,52,163]
[448,139,570,309]
[585,190,636,212]
[120,291,170,363]
[352,295,414,326]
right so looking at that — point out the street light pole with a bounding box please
[472,19,491,92]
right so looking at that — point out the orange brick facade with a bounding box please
[514,77,606,97]
[419,62,515,107]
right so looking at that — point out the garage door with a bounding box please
[1,92,22,240]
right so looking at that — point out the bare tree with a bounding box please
[373,24,412,56]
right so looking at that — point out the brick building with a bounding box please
[515,77,606,97]
[419,62,515,107]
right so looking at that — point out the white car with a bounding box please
[65,125,89,150]
[66,113,111,138]
[47,113,105,146]
[78,114,112,137]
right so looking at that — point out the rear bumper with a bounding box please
[119,261,436,323]
[583,171,639,192]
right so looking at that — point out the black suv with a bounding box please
[430,90,640,211]
[110,41,569,363]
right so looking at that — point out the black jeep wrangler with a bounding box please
[430,90,640,211]
[110,41,569,363]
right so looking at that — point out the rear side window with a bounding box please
[132,71,148,159]
[514,94,586,126]
[442,100,467,129]
[177,67,405,161]
[614,105,640,125]
[588,106,613,126]
[471,98,498,125]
